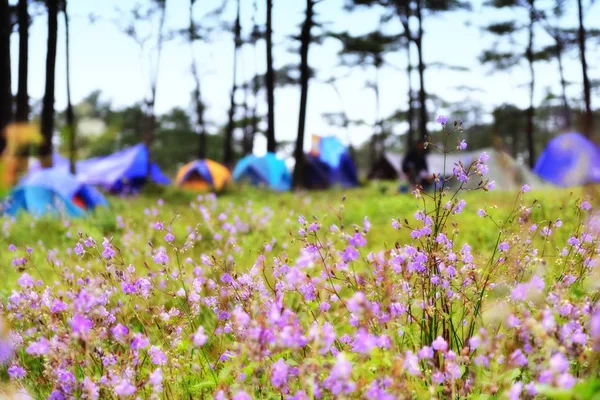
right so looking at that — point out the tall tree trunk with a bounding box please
[415,0,428,140]
[40,0,59,167]
[144,0,167,178]
[577,0,593,137]
[224,0,241,165]
[16,0,29,123]
[0,0,11,153]
[526,0,536,168]
[242,82,253,155]
[265,0,276,153]
[64,0,76,174]
[555,39,571,129]
[373,65,382,166]
[189,0,206,159]
[406,38,414,149]
[399,0,414,149]
[292,0,313,188]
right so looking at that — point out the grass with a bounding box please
[1,181,599,399]
[0,183,586,294]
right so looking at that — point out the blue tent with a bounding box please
[303,136,359,188]
[534,132,600,187]
[4,169,107,217]
[75,144,170,193]
[232,153,291,191]
[28,152,70,173]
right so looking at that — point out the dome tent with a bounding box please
[534,132,600,187]
[4,169,107,217]
[302,135,359,189]
[75,144,170,193]
[175,159,231,192]
[232,153,291,191]
[427,148,547,191]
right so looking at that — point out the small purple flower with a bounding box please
[131,334,150,350]
[111,324,129,341]
[436,115,449,125]
[8,244,16,252]
[233,391,252,400]
[51,299,67,314]
[458,140,467,150]
[154,222,164,230]
[153,250,169,264]
[498,242,510,252]
[114,378,136,397]
[418,346,433,359]
[509,349,528,367]
[581,201,592,211]
[8,364,26,378]
[74,242,84,256]
[477,209,486,217]
[271,358,289,388]
[148,346,167,365]
[432,336,448,352]
[71,314,93,338]
[342,246,359,263]
[164,232,175,242]
[17,273,34,288]
[549,352,569,373]
[193,326,208,347]
[521,184,531,193]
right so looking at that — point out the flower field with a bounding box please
[1,154,600,398]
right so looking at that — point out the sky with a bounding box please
[8,0,600,155]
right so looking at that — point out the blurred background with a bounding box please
[0,0,599,195]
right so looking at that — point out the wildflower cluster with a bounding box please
[1,120,600,398]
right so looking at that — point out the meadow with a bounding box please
[1,167,600,399]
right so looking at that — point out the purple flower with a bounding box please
[193,326,208,347]
[131,334,150,350]
[149,368,163,389]
[26,337,49,356]
[403,351,420,376]
[349,233,366,248]
[323,353,356,395]
[8,244,16,251]
[233,391,252,400]
[432,336,448,352]
[154,222,164,230]
[164,232,175,242]
[557,373,576,389]
[581,201,592,211]
[70,314,93,338]
[111,324,129,341]
[418,346,433,359]
[102,245,116,259]
[271,358,289,388]
[521,184,531,193]
[74,242,84,256]
[436,115,449,125]
[479,152,490,163]
[342,246,359,263]
[148,346,167,365]
[477,209,486,217]
[114,378,136,397]
[153,250,169,264]
[549,353,569,373]
[8,364,26,378]
[17,273,34,288]
[458,140,467,150]
[510,349,528,367]
[498,242,510,252]
[509,382,522,400]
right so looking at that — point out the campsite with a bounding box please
[2,0,600,399]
